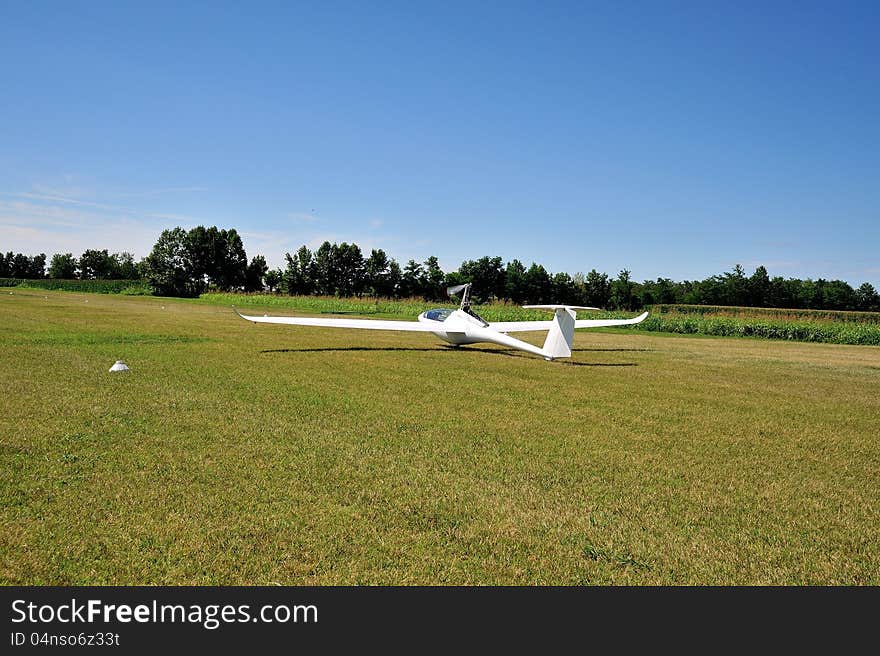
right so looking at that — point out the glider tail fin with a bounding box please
[542,308,576,359]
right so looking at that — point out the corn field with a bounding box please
[1,278,152,295]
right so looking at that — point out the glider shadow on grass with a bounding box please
[571,347,653,353]
[260,345,638,366]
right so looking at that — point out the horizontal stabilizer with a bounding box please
[490,310,649,333]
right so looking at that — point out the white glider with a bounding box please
[234,284,648,361]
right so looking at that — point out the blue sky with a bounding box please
[1,1,878,285]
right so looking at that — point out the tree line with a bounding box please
[4,225,879,311]
[1,249,139,280]
[1,227,267,297]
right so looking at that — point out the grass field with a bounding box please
[2,290,879,584]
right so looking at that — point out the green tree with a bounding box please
[48,253,78,279]
[185,226,248,291]
[584,269,611,308]
[283,245,315,295]
[185,225,212,288]
[312,242,337,295]
[335,242,365,296]
[768,276,794,308]
[365,248,391,296]
[28,253,46,278]
[112,252,140,279]
[459,256,505,302]
[722,264,749,306]
[264,268,282,293]
[422,256,446,301]
[12,253,29,277]
[523,263,552,303]
[282,252,299,294]
[822,279,856,310]
[748,266,771,307]
[3,252,45,278]
[693,275,725,305]
[640,277,677,306]
[400,260,423,298]
[245,255,268,292]
[214,228,248,290]
[798,279,820,309]
[855,282,880,311]
[610,270,635,310]
[79,249,115,279]
[552,271,577,305]
[387,259,402,298]
[505,259,527,304]
[143,228,198,297]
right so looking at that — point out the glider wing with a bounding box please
[234,307,436,331]
[575,311,649,328]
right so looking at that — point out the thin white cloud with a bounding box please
[149,212,206,223]
[286,211,319,224]
[1,183,449,277]
[11,191,129,212]
[30,180,94,200]
[304,233,385,253]
[1,192,205,226]
[106,186,209,199]
[0,200,100,227]
[0,218,162,259]
[238,230,300,268]
[0,194,183,259]
[742,259,801,271]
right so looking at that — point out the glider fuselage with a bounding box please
[417,308,489,345]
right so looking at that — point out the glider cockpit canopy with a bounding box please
[423,308,454,322]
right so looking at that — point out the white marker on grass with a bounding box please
[109,360,130,372]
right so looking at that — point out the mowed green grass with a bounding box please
[2,290,878,585]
